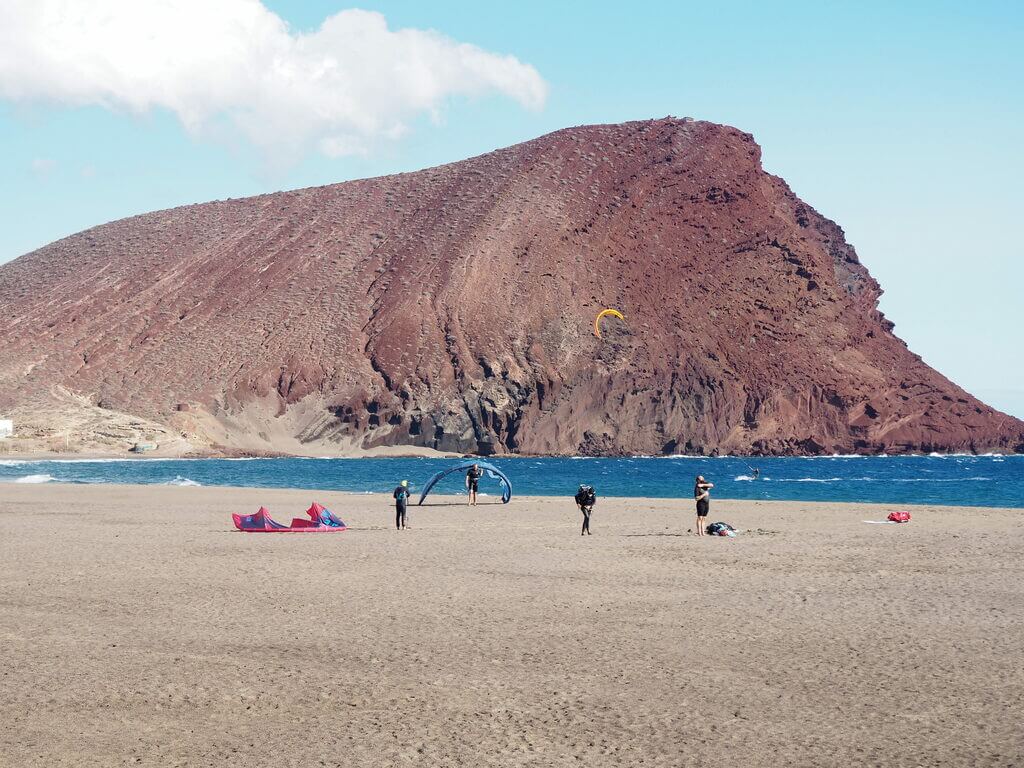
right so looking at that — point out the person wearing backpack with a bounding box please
[393,479,411,530]
[575,484,596,535]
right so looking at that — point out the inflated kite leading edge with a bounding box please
[594,308,625,337]
[417,461,512,505]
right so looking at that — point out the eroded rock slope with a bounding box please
[1,118,1020,455]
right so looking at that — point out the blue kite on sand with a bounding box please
[417,460,512,505]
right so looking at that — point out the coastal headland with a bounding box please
[3,119,1022,458]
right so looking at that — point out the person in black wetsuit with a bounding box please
[393,480,410,530]
[466,463,483,506]
[575,484,596,535]
[694,475,713,536]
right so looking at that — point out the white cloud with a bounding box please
[0,1,547,162]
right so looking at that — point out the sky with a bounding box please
[1,0,1022,417]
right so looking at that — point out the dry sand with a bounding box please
[1,484,1021,767]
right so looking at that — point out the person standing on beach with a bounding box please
[694,475,713,535]
[575,484,596,536]
[466,463,483,506]
[393,480,410,530]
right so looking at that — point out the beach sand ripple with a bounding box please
[1,485,1022,766]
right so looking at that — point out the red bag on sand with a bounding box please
[887,511,911,523]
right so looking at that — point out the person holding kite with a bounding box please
[466,463,483,506]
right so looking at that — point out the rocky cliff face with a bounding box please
[1,118,1021,455]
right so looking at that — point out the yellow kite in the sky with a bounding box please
[593,308,626,338]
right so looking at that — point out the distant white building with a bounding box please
[0,419,12,438]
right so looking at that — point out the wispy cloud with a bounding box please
[0,1,547,163]
[30,157,56,176]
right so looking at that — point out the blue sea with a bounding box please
[1,454,1022,508]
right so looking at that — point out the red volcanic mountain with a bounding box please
[1,118,1020,456]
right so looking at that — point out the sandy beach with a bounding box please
[1,483,1021,767]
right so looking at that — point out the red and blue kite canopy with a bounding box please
[232,502,347,532]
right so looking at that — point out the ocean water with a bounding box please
[1,454,1022,508]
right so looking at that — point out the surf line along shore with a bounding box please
[1,482,1021,767]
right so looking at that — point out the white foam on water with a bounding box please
[161,476,202,487]
[770,475,993,484]
[7,457,187,466]
[42,457,137,464]
[734,474,755,481]
[889,477,991,483]
[14,474,56,483]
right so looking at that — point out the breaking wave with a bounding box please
[768,476,993,484]
[13,473,56,483]
[41,457,137,464]
[162,476,202,487]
